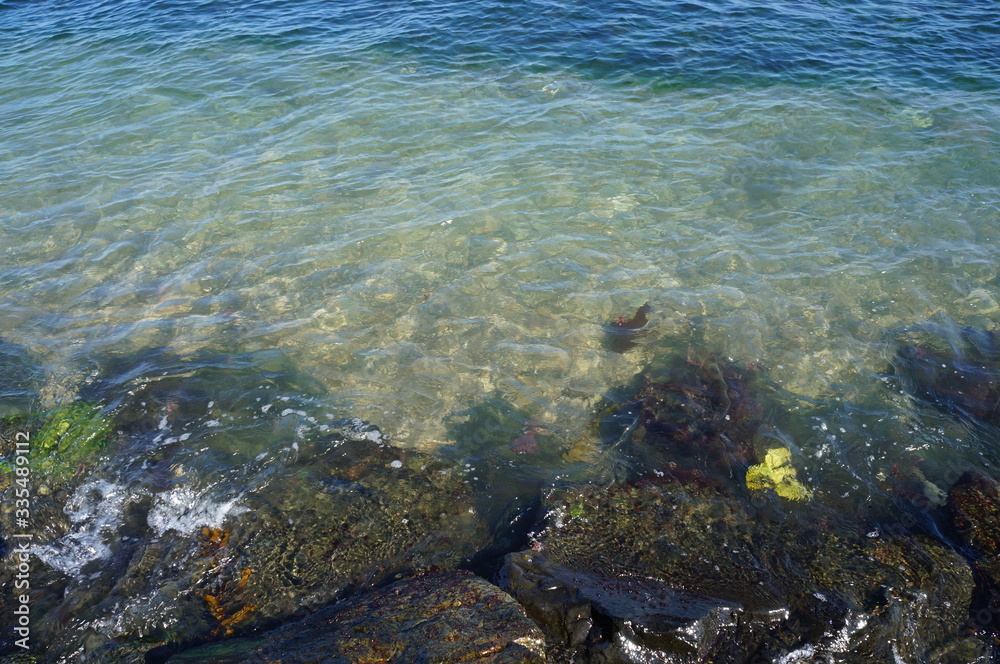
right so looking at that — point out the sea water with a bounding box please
[1,0,999,521]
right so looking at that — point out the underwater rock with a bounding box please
[443,396,566,539]
[0,401,112,496]
[889,331,1000,426]
[604,302,653,353]
[165,569,547,664]
[501,479,981,663]
[948,471,1000,582]
[510,421,555,455]
[961,326,1000,362]
[79,346,329,452]
[601,353,765,488]
[32,402,113,479]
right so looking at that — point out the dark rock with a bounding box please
[79,346,329,449]
[502,552,747,662]
[888,335,1000,426]
[961,326,1000,363]
[948,471,1000,581]
[0,436,489,663]
[599,353,765,487]
[0,339,43,418]
[165,570,547,664]
[501,480,981,663]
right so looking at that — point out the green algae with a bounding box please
[0,405,111,485]
[32,402,112,479]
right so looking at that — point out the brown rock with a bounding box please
[167,570,547,664]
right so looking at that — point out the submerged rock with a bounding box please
[32,402,113,479]
[961,326,1000,363]
[79,346,329,447]
[166,570,547,664]
[948,471,1000,582]
[0,339,44,418]
[0,401,112,497]
[599,352,766,488]
[888,328,1000,426]
[502,479,983,663]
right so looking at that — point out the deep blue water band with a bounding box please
[3,0,999,91]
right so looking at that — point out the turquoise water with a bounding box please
[3,1,999,447]
[2,0,1000,566]
[2,2,999,438]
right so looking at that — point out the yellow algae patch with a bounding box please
[745,447,812,501]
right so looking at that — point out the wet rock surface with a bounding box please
[948,471,1000,582]
[165,569,546,664]
[6,333,1000,663]
[4,438,488,662]
[502,479,985,663]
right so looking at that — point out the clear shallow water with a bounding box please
[1,0,1000,544]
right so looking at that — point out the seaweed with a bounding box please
[607,352,764,487]
[744,446,811,501]
[31,402,112,480]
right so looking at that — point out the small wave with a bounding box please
[33,479,246,576]
[34,479,131,576]
[147,485,246,537]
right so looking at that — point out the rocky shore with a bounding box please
[1,322,1000,663]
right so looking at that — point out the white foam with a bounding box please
[34,480,132,576]
[147,486,246,537]
[777,646,815,663]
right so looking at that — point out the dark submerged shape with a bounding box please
[599,351,764,487]
[604,302,653,353]
[0,339,43,418]
[888,327,1000,425]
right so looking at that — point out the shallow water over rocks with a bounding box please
[2,333,1000,662]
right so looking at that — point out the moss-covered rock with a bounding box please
[948,471,1000,582]
[32,402,112,478]
[501,479,982,663]
[166,570,547,664]
[0,402,112,491]
[9,436,490,663]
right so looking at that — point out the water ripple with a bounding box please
[0,0,999,477]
